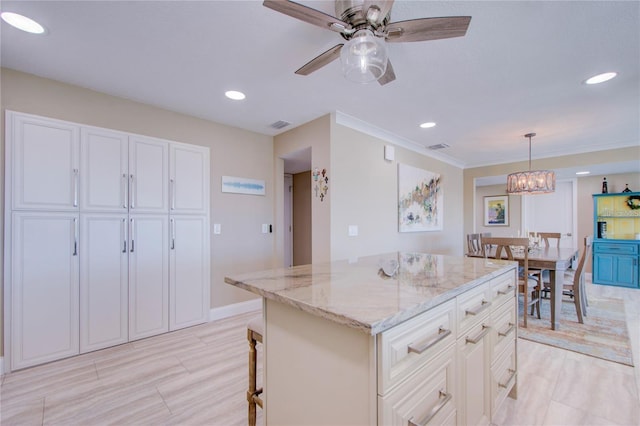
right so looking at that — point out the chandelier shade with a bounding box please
[506,133,556,195]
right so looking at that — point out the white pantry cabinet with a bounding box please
[128,214,170,340]
[80,213,129,352]
[129,135,169,214]
[5,111,210,371]
[169,215,210,330]
[11,212,80,370]
[10,113,80,211]
[170,143,210,215]
[80,127,129,212]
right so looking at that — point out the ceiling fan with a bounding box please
[263,0,471,85]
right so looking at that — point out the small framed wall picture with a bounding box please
[484,195,509,226]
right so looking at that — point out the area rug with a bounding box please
[518,296,634,366]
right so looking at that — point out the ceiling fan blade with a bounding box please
[263,0,351,33]
[362,0,394,25]
[295,44,344,76]
[385,16,471,43]
[377,59,396,86]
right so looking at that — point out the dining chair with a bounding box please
[543,235,592,324]
[530,232,561,248]
[482,237,542,328]
[467,232,491,256]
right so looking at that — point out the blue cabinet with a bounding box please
[592,193,640,289]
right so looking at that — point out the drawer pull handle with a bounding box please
[497,285,514,295]
[465,300,491,316]
[498,322,515,337]
[499,368,516,389]
[407,390,452,426]
[466,325,490,345]
[408,327,452,354]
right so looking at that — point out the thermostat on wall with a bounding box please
[384,145,395,161]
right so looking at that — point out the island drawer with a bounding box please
[491,339,517,416]
[489,270,517,310]
[456,281,491,336]
[378,345,457,425]
[377,299,456,395]
[491,297,516,359]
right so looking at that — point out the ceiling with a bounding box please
[1,1,639,172]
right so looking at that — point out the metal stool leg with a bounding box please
[247,320,263,426]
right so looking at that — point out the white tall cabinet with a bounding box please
[5,111,210,371]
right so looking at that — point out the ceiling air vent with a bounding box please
[270,120,291,129]
[428,143,450,150]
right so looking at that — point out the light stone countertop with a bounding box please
[225,252,517,335]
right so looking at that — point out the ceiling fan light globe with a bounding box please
[340,29,388,83]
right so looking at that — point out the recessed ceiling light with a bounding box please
[575,171,590,175]
[225,90,246,100]
[585,72,617,85]
[419,122,436,129]
[1,12,45,34]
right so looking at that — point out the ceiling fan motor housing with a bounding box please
[336,0,390,39]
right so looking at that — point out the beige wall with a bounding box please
[330,124,465,260]
[0,69,277,357]
[274,115,331,263]
[464,146,640,240]
[465,149,640,273]
[474,184,523,237]
[292,171,312,265]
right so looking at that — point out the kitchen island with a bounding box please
[225,252,518,425]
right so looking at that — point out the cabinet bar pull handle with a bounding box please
[170,179,175,210]
[499,368,517,389]
[73,169,79,207]
[129,174,135,209]
[408,327,451,354]
[498,322,515,337]
[407,390,452,426]
[122,173,128,208]
[465,300,491,316]
[73,217,78,256]
[130,218,135,253]
[465,325,490,344]
[122,218,127,253]
[171,218,175,250]
[497,285,514,295]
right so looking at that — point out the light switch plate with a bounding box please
[348,225,358,236]
[262,224,269,234]
[213,224,221,234]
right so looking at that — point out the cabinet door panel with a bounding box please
[129,214,169,340]
[170,215,210,330]
[80,128,128,212]
[80,214,129,352]
[616,255,638,287]
[11,212,79,370]
[170,143,209,214]
[594,253,615,283]
[11,113,79,211]
[129,136,169,213]
[457,319,491,426]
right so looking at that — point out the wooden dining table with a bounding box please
[468,246,579,330]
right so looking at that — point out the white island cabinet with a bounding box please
[225,252,518,425]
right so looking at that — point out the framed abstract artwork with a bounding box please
[398,164,443,232]
[484,195,509,226]
[221,176,265,195]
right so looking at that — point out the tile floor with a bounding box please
[1,279,638,425]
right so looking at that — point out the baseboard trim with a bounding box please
[209,298,261,322]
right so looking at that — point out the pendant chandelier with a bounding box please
[506,133,556,195]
